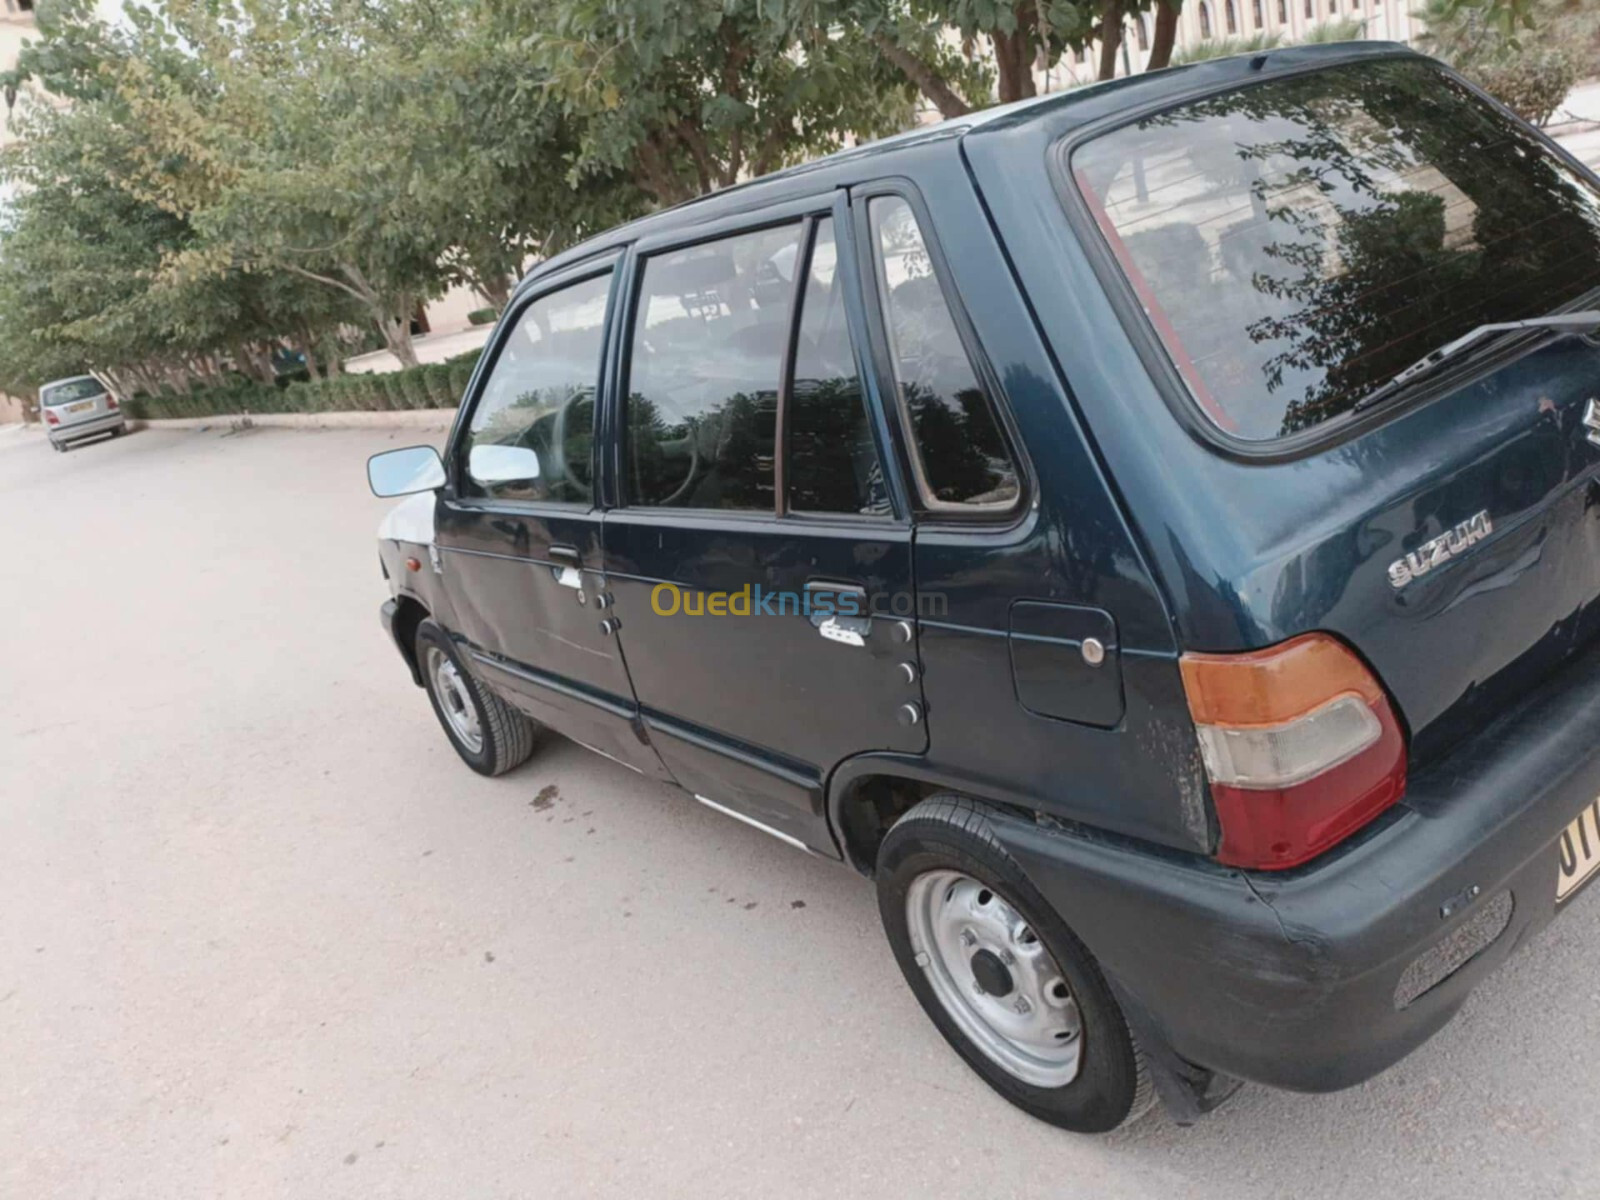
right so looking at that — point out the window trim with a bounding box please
[1045,47,1561,464]
[610,188,908,524]
[849,177,1028,521]
[444,254,621,511]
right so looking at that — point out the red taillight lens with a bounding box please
[105,394,118,409]
[44,410,59,425]
[1180,634,1406,870]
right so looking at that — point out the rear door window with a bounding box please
[625,224,802,510]
[1073,58,1600,441]
[787,218,890,516]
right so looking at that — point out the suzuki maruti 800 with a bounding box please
[366,45,1600,1131]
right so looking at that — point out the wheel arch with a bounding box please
[390,592,430,687]
[827,753,1027,876]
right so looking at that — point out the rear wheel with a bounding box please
[876,795,1153,1133]
[51,440,64,453]
[415,618,537,776]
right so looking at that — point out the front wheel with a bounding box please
[876,795,1153,1133]
[415,618,538,776]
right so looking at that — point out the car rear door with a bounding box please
[600,193,927,855]
[432,257,670,781]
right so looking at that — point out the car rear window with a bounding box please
[42,378,103,406]
[1072,58,1600,441]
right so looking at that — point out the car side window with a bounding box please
[460,271,612,504]
[625,223,803,510]
[868,195,1020,510]
[787,218,890,517]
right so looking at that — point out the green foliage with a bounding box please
[125,354,482,420]
[1417,0,1590,126]
[531,0,921,205]
[467,307,498,326]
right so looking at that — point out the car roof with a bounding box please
[522,41,1417,289]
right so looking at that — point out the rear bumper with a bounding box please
[50,413,125,443]
[991,641,1600,1093]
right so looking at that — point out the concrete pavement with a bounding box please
[4,427,1599,1199]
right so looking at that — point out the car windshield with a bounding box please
[1072,58,1600,441]
[42,378,103,406]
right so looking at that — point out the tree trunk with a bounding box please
[250,343,277,383]
[232,341,271,384]
[294,325,321,380]
[872,32,973,118]
[992,28,1039,103]
[380,305,420,370]
[1097,0,1125,81]
[481,274,512,313]
[1147,1,1179,71]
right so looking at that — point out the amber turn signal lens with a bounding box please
[1180,634,1406,871]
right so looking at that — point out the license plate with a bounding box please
[1557,799,1600,902]
[66,400,93,414]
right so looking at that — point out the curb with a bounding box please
[130,409,457,433]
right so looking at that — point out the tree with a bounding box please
[0,2,364,393]
[531,0,921,206]
[833,0,1183,114]
[402,6,648,308]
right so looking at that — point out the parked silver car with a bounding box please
[41,375,125,451]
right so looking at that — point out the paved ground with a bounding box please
[4,424,1600,1200]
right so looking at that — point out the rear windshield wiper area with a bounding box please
[1352,311,1600,416]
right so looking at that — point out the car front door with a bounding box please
[434,258,669,781]
[600,195,927,854]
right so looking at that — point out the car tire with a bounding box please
[51,440,64,453]
[876,794,1153,1134]
[414,618,538,776]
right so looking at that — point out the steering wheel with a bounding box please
[545,389,594,499]
[653,416,702,507]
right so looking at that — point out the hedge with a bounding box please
[123,349,483,420]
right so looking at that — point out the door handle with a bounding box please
[805,580,871,647]
[548,544,583,590]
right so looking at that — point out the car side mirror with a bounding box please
[367,445,445,497]
[468,443,541,485]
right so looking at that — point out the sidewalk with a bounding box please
[343,325,491,376]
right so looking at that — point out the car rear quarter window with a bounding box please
[1072,58,1600,441]
[461,271,611,503]
[625,223,802,510]
[867,196,1019,510]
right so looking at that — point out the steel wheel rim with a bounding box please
[426,645,483,754]
[905,869,1084,1088]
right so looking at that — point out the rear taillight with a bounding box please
[44,410,59,425]
[1180,634,1406,871]
[105,394,118,408]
